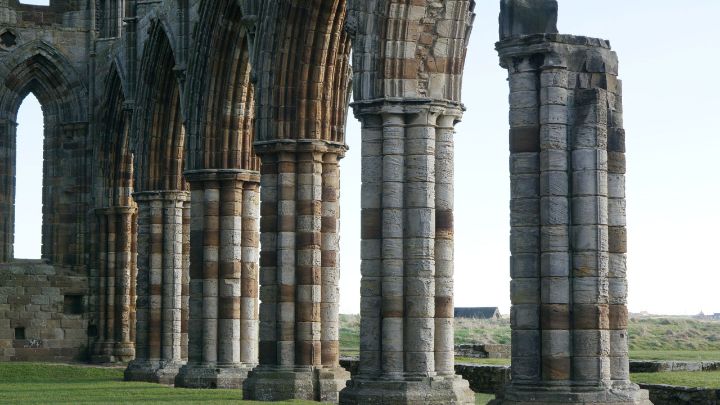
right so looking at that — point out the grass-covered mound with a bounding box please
[339,314,720,361]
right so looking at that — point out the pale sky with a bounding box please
[14,1,720,316]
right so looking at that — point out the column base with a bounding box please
[90,341,122,364]
[489,382,652,404]
[124,360,184,385]
[339,373,475,405]
[243,365,351,403]
[174,363,255,389]
[113,342,135,362]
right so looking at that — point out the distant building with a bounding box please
[454,307,501,320]
[713,313,720,320]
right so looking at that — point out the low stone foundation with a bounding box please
[124,360,185,385]
[455,344,511,359]
[639,383,720,405]
[454,363,510,394]
[340,358,510,395]
[630,360,720,373]
[174,363,253,388]
[0,261,89,362]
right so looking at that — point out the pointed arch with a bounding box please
[347,0,476,102]
[0,40,89,265]
[184,0,259,172]
[0,40,87,123]
[133,21,186,192]
[97,65,133,207]
[252,0,351,143]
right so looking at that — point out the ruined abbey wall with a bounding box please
[0,1,648,404]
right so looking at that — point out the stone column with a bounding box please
[114,206,136,360]
[174,170,259,388]
[243,141,350,403]
[339,101,474,405]
[0,119,17,262]
[492,32,650,405]
[125,191,189,384]
[321,152,341,367]
[91,206,137,363]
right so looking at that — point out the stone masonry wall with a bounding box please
[0,262,89,361]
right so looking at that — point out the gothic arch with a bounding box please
[184,0,258,172]
[252,0,351,143]
[242,1,353,400]
[347,0,475,101]
[0,40,87,123]
[0,40,89,265]
[124,19,191,382]
[133,21,185,192]
[97,65,133,207]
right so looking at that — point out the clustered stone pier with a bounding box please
[491,1,650,404]
[0,0,647,404]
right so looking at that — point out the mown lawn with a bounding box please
[4,363,720,404]
[0,363,314,404]
[0,363,496,404]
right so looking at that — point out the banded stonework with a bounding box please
[339,1,478,404]
[242,1,352,401]
[0,1,645,404]
[492,1,650,404]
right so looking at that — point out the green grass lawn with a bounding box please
[475,393,495,404]
[4,363,720,404]
[631,371,720,388]
[0,363,316,404]
[0,363,495,404]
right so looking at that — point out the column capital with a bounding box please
[253,139,348,159]
[132,190,190,203]
[183,168,260,184]
[496,34,616,73]
[350,98,465,122]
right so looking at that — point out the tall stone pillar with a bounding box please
[174,170,259,388]
[125,191,189,384]
[0,119,17,262]
[243,141,350,403]
[91,206,137,363]
[339,102,474,405]
[492,8,650,403]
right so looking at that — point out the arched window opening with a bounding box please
[14,93,44,259]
